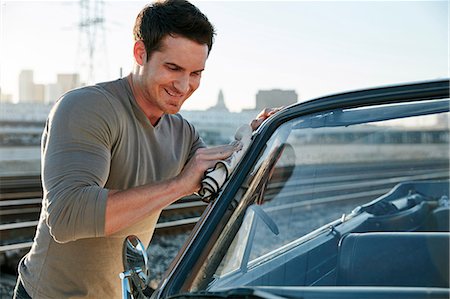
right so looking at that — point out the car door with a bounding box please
[154,79,450,298]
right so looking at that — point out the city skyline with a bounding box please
[1,68,298,112]
[4,69,82,104]
[1,1,448,111]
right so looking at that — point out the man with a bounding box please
[14,1,278,298]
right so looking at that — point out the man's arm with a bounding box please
[44,95,280,242]
[105,106,282,235]
[104,144,241,235]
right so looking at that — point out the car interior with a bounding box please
[205,180,450,299]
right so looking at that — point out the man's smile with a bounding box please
[164,88,184,98]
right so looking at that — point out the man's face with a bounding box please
[136,35,209,118]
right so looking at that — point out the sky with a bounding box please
[0,0,448,112]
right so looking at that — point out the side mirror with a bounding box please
[120,235,151,298]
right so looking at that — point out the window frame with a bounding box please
[156,79,450,299]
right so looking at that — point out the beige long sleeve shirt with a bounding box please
[18,78,204,298]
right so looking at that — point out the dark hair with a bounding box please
[133,0,215,60]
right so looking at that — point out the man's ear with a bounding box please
[133,40,147,65]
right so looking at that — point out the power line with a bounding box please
[78,0,108,84]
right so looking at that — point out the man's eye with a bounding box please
[167,65,180,71]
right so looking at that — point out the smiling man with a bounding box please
[13,1,277,298]
[130,35,208,124]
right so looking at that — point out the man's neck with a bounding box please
[126,74,163,126]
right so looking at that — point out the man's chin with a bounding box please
[165,105,181,115]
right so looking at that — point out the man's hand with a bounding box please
[177,143,243,195]
[105,142,243,236]
[250,107,283,131]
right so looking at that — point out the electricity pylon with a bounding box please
[78,0,107,84]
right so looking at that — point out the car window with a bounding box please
[210,99,449,285]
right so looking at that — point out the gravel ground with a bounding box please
[146,232,191,289]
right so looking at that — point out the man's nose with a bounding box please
[173,74,190,94]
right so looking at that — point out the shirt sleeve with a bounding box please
[186,120,206,161]
[42,87,117,243]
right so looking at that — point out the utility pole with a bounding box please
[78,0,107,84]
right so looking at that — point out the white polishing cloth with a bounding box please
[198,124,253,202]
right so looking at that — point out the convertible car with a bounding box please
[121,79,450,299]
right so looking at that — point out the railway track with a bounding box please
[0,161,448,295]
[0,175,208,253]
[1,160,448,254]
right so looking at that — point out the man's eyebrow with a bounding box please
[165,62,204,73]
[165,62,183,69]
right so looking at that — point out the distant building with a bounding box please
[182,90,254,145]
[57,73,81,95]
[33,84,46,104]
[44,73,82,103]
[183,88,299,145]
[0,87,13,103]
[0,102,52,123]
[17,69,83,104]
[207,90,229,112]
[19,70,35,102]
[18,70,46,103]
[181,109,255,145]
[45,83,61,104]
[255,89,298,110]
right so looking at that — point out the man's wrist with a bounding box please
[171,174,196,199]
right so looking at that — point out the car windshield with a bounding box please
[186,98,449,293]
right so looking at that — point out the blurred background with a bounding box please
[1,0,447,174]
[0,0,448,294]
